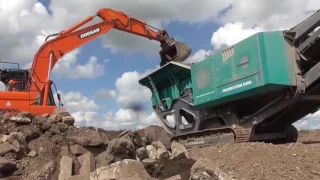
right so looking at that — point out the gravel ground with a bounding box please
[188,142,320,180]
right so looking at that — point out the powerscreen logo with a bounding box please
[237,57,249,68]
[78,28,101,39]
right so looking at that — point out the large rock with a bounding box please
[146,145,157,160]
[62,116,75,125]
[15,112,34,120]
[58,156,73,180]
[70,145,88,156]
[152,141,166,150]
[104,138,136,164]
[121,131,144,149]
[48,114,62,123]
[32,115,51,131]
[97,130,109,147]
[24,161,57,180]
[170,141,188,160]
[152,141,170,160]
[189,159,236,180]
[90,159,153,180]
[65,128,103,147]
[17,125,42,142]
[5,132,28,153]
[157,148,170,160]
[0,142,13,155]
[78,152,95,175]
[9,116,31,124]
[95,151,109,169]
[136,147,148,161]
[145,125,172,149]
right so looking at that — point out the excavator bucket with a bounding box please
[159,39,192,66]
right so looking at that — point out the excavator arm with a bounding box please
[28,8,192,107]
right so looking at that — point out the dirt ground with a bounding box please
[184,130,320,180]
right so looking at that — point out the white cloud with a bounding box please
[300,110,320,122]
[184,49,212,64]
[210,0,320,51]
[293,120,310,130]
[109,110,159,130]
[211,22,263,50]
[54,89,159,130]
[93,89,117,100]
[71,108,159,130]
[219,0,320,30]
[58,91,100,112]
[52,49,104,79]
[115,69,155,108]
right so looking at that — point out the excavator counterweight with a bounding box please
[0,8,192,118]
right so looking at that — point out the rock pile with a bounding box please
[0,112,194,180]
[1,111,320,180]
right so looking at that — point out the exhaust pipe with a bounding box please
[159,36,192,66]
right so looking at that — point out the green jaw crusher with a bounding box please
[139,10,320,148]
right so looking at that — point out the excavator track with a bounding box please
[171,125,251,149]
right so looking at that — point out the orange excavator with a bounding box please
[0,8,192,117]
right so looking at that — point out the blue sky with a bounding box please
[1,0,320,130]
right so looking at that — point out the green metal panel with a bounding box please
[138,62,192,110]
[191,59,216,105]
[258,31,296,85]
[138,31,298,111]
[191,31,297,108]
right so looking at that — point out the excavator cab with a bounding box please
[0,68,29,92]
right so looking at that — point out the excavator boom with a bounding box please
[0,8,192,117]
[29,8,191,106]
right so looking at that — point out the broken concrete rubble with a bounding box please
[78,152,95,175]
[0,112,193,179]
[104,137,136,164]
[70,144,88,156]
[58,156,73,180]
[145,125,172,150]
[189,159,236,180]
[90,159,153,180]
[67,174,90,180]
[65,128,103,147]
[48,114,63,123]
[171,141,189,160]
[23,161,56,180]
[146,145,158,160]
[9,116,31,124]
[136,146,148,160]
[62,116,75,125]
[1,112,317,180]
[121,131,144,149]
[164,174,182,180]
[27,150,37,157]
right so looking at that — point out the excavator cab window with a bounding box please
[5,82,23,92]
[35,84,56,106]
[47,85,56,106]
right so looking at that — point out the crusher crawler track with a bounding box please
[171,125,251,149]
